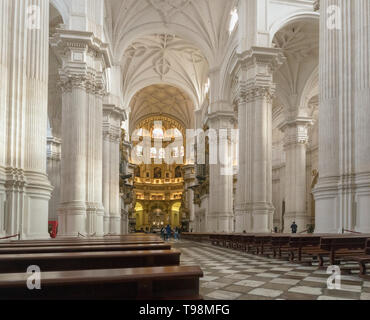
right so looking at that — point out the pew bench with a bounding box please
[339,239,370,277]
[319,236,370,266]
[0,249,181,273]
[0,243,172,255]
[0,239,165,248]
[0,266,203,300]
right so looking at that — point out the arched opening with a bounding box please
[126,84,194,233]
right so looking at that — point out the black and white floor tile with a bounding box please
[171,240,370,300]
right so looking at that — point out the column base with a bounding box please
[109,215,121,235]
[57,201,87,236]
[355,172,370,233]
[6,168,53,240]
[207,213,234,233]
[235,208,252,233]
[313,176,351,234]
[235,203,274,233]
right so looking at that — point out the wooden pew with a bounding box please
[0,266,203,300]
[270,235,292,258]
[319,235,370,266]
[288,235,324,263]
[0,243,172,255]
[341,239,370,277]
[0,249,181,273]
[0,239,164,248]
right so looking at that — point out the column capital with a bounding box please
[47,137,62,161]
[233,47,286,104]
[103,105,126,143]
[50,28,112,94]
[279,118,313,148]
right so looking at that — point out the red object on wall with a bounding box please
[48,221,58,238]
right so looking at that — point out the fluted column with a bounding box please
[102,105,126,235]
[51,29,111,237]
[207,111,235,233]
[47,137,62,222]
[183,165,196,231]
[313,0,356,233]
[354,0,370,233]
[1,0,52,239]
[280,120,311,232]
[0,0,9,237]
[234,47,285,233]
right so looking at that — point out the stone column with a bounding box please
[183,165,196,231]
[47,137,62,222]
[280,120,311,232]
[102,104,126,235]
[234,47,285,233]
[313,0,356,233]
[0,0,9,238]
[51,29,111,237]
[207,111,235,233]
[1,0,53,239]
[354,0,370,233]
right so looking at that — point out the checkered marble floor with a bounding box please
[171,240,370,300]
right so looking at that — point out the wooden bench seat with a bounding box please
[0,243,172,255]
[319,235,370,265]
[339,239,370,276]
[0,239,164,248]
[0,266,203,300]
[0,249,181,273]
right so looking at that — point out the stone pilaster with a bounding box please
[1,0,53,239]
[103,104,126,235]
[313,0,356,233]
[280,119,312,233]
[183,165,196,231]
[234,47,285,233]
[207,110,236,233]
[354,0,370,233]
[51,29,111,237]
[0,0,9,238]
[47,137,62,222]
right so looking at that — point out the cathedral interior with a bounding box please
[0,0,370,302]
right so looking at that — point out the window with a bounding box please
[205,77,210,95]
[229,8,238,34]
[152,128,164,139]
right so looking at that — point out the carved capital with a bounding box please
[280,118,313,148]
[51,29,112,96]
[234,47,285,105]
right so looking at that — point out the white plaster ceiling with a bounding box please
[121,33,209,109]
[104,0,238,108]
[273,20,319,119]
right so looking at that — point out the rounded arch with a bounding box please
[49,0,69,25]
[269,11,320,46]
[219,41,239,103]
[124,78,199,113]
[299,66,319,113]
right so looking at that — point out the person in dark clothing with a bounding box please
[166,224,172,241]
[291,221,298,234]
